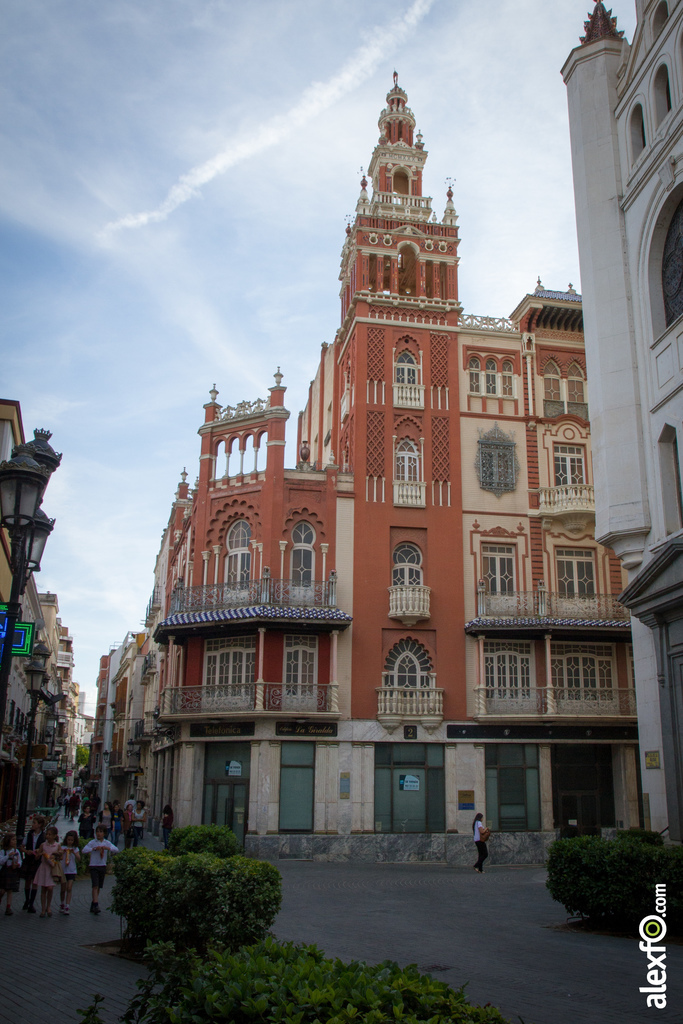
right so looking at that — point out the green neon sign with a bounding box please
[0,604,35,656]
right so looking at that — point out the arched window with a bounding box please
[662,195,683,326]
[291,521,315,586]
[567,363,585,404]
[395,351,418,384]
[397,244,417,295]
[485,358,497,395]
[392,543,423,586]
[544,361,561,402]
[630,103,647,161]
[395,439,420,481]
[501,360,514,397]
[225,520,251,584]
[392,169,409,195]
[654,64,672,126]
[469,356,481,394]
[653,1,668,37]
[384,639,433,688]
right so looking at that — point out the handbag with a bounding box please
[51,857,66,883]
[479,827,491,843]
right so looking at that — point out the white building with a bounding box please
[563,0,683,840]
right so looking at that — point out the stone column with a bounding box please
[445,743,458,831]
[612,744,640,829]
[361,743,375,833]
[202,550,210,586]
[176,741,201,827]
[325,742,339,833]
[329,630,339,713]
[248,741,262,833]
[212,545,221,585]
[255,628,266,711]
[266,741,281,834]
[544,634,556,713]
[314,743,328,833]
[539,744,554,830]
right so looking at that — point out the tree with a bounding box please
[76,744,90,767]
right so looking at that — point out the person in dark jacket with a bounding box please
[78,803,97,840]
[20,815,46,912]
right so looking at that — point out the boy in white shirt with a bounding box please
[82,825,118,915]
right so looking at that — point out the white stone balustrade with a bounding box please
[393,382,425,408]
[393,480,426,507]
[538,483,595,515]
[388,585,431,624]
[376,684,444,732]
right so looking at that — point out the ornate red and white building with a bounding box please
[141,79,641,861]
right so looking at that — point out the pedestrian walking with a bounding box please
[123,796,135,850]
[82,825,118,915]
[111,800,124,846]
[89,794,101,815]
[131,801,147,846]
[62,791,71,818]
[68,791,80,821]
[59,830,80,915]
[0,834,23,915]
[473,812,490,874]
[20,815,46,913]
[78,802,97,840]
[33,825,61,917]
[99,801,114,841]
[162,804,174,849]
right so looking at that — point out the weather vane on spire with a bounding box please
[393,70,398,87]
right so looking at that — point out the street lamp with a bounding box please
[0,429,61,740]
[102,750,110,765]
[15,641,65,839]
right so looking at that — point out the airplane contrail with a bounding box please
[100,0,435,239]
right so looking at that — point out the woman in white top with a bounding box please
[473,812,489,873]
[131,800,147,847]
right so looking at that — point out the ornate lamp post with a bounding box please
[0,429,61,737]
[15,641,64,839]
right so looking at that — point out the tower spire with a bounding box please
[580,2,624,45]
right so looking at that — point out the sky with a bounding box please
[1,0,638,712]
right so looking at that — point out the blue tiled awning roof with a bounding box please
[158,605,353,629]
[465,616,630,630]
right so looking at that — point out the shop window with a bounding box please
[374,743,445,833]
[203,741,250,843]
[485,744,540,831]
[392,542,423,586]
[225,520,251,584]
[481,545,515,594]
[554,445,585,486]
[469,356,481,394]
[556,548,595,596]
[279,742,315,832]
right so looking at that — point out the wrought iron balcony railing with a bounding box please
[474,686,636,718]
[145,586,163,625]
[388,585,431,624]
[159,681,338,716]
[475,586,629,621]
[170,570,338,615]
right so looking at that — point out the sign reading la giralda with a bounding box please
[276,721,338,737]
[190,722,255,738]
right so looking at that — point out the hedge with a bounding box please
[546,835,683,929]
[166,823,240,858]
[78,937,512,1024]
[111,848,281,952]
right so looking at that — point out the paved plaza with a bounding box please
[0,824,680,1024]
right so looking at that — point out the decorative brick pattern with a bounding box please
[366,410,385,477]
[431,416,450,482]
[430,333,449,386]
[367,327,385,381]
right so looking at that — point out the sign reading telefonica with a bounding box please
[189,722,255,738]
[276,722,338,737]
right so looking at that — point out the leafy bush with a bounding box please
[80,937,511,1024]
[111,849,281,952]
[546,835,683,929]
[614,828,664,846]
[166,823,240,859]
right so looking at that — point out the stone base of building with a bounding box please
[245,831,560,864]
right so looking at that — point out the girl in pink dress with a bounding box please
[33,826,61,917]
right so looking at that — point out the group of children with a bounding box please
[0,815,118,918]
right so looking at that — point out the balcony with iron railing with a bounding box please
[159,681,338,718]
[141,652,157,679]
[474,685,637,719]
[376,680,443,732]
[388,585,431,625]
[392,382,425,409]
[169,569,338,615]
[475,584,630,622]
[393,480,426,508]
[145,586,163,625]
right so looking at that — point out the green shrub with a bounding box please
[614,828,664,846]
[546,835,683,929]
[81,937,511,1024]
[166,823,240,858]
[111,849,281,952]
